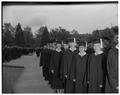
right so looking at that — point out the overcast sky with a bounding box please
[3,4,118,34]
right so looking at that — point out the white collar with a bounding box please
[70,47,76,52]
[116,44,119,50]
[94,51,103,56]
[78,52,86,57]
[56,48,61,52]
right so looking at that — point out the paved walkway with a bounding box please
[4,53,54,93]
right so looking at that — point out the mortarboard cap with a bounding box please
[47,40,52,43]
[92,38,103,48]
[67,38,74,42]
[56,40,61,44]
[78,41,86,46]
[92,38,101,44]
[102,37,111,42]
[62,40,69,44]
[51,39,57,43]
[77,39,88,50]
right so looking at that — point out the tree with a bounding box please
[41,26,50,46]
[34,31,42,48]
[3,28,14,46]
[49,27,71,41]
[71,29,80,40]
[3,23,15,36]
[111,26,118,35]
[14,23,25,47]
[34,26,50,47]
[24,26,34,47]
[3,23,15,47]
[59,27,71,40]
[92,30,101,39]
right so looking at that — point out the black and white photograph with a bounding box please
[2,1,118,93]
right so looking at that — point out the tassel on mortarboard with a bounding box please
[74,38,76,44]
[100,38,103,48]
[85,42,87,51]
[62,40,64,45]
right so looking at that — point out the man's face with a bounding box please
[52,43,56,50]
[63,44,69,49]
[79,46,85,52]
[93,43,101,52]
[47,43,50,48]
[56,43,61,48]
[69,42,75,48]
[113,35,118,44]
[103,40,109,48]
[44,45,47,49]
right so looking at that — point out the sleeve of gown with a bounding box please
[49,52,54,72]
[60,53,64,79]
[70,55,77,81]
[99,56,104,86]
[40,51,43,66]
[107,51,118,90]
[87,55,91,82]
[63,54,68,76]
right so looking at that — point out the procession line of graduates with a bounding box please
[3,46,35,63]
[39,33,118,93]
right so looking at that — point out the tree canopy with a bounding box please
[2,22,118,48]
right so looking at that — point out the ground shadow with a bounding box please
[2,66,24,93]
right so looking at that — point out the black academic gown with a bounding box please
[48,49,54,85]
[40,48,44,67]
[45,49,52,81]
[60,49,68,82]
[64,49,79,93]
[40,48,48,67]
[105,47,118,93]
[49,50,64,89]
[2,48,5,62]
[70,53,89,93]
[88,53,107,93]
[43,49,51,80]
[40,48,48,78]
[36,49,40,57]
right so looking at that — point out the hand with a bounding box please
[99,85,103,88]
[73,79,76,82]
[65,75,67,78]
[116,86,119,90]
[87,81,89,84]
[51,70,54,74]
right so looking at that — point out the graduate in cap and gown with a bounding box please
[60,40,69,90]
[64,38,79,93]
[40,44,47,67]
[102,37,112,56]
[61,40,69,51]
[49,40,64,93]
[48,39,57,86]
[105,33,118,93]
[40,44,49,79]
[36,48,40,57]
[87,38,107,93]
[43,42,53,81]
[86,41,94,54]
[70,40,89,93]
